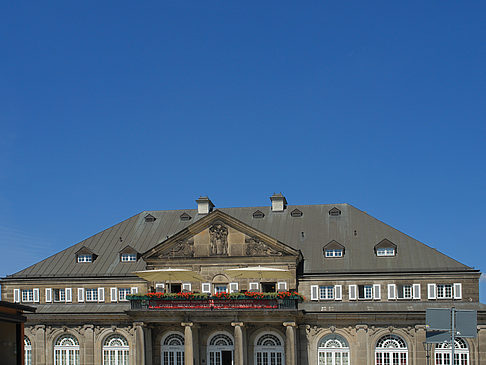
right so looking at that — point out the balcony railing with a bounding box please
[129,298,299,310]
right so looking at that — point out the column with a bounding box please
[182,322,194,365]
[143,326,153,365]
[134,322,145,365]
[34,325,46,365]
[283,322,297,365]
[232,322,244,365]
[83,325,95,365]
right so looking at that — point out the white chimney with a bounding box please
[196,196,214,215]
[270,193,287,212]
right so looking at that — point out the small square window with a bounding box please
[53,289,66,302]
[77,254,92,263]
[319,286,334,300]
[120,253,137,262]
[325,249,343,257]
[85,288,98,302]
[437,284,453,299]
[358,285,373,299]
[118,288,132,301]
[21,289,34,303]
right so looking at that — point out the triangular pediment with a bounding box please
[143,210,300,261]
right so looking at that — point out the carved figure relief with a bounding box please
[209,224,228,256]
[159,239,194,258]
[246,237,283,256]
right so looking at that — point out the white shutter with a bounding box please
[373,284,381,300]
[454,283,462,299]
[349,285,357,300]
[98,288,105,302]
[334,285,342,301]
[45,288,52,303]
[229,283,238,293]
[413,284,421,299]
[249,282,259,290]
[65,288,72,302]
[131,287,138,294]
[78,288,84,302]
[310,285,318,301]
[387,284,396,300]
[277,282,287,291]
[110,287,117,302]
[182,283,192,292]
[33,288,40,303]
[155,283,165,293]
[428,284,436,299]
[202,283,211,293]
[13,289,20,303]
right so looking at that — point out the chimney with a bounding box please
[196,196,214,215]
[270,193,287,212]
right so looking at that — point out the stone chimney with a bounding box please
[270,193,287,212]
[196,196,214,215]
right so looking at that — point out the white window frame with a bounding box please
[120,253,137,262]
[357,284,373,300]
[229,282,239,293]
[214,285,228,294]
[202,283,211,293]
[376,247,395,256]
[325,249,343,258]
[118,288,131,301]
[85,288,98,302]
[103,334,129,365]
[22,289,34,303]
[53,288,66,302]
[155,283,165,293]
[111,287,118,302]
[249,282,260,291]
[277,282,287,291]
[437,284,453,299]
[77,254,92,263]
[319,285,334,300]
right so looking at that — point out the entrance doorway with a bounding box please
[207,332,234,365]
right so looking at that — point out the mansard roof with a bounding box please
[7,204,474,278]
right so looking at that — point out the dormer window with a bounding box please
[376,247,395,257]
[77,254,92,263]
[144,214,156,222]
[120,253,137,262]
[75,246,96,263]
[323,240,345,258]
[325,249,343,257]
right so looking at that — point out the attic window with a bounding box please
[180,212,192,222]
[144,214,156,222]
[120,253,137,262]
[325,249,343,257]
[290,209,303,217]
[374,239,397,257]
[77,254,92,263]
[252,210,265,219]
[329,207,341,216]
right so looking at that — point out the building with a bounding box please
[1,194,485,365]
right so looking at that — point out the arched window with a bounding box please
[161,333,184,365]
[207,332,234,365]
[54,335,80,365]
[318,334,350,365]
[375,334,408,365]
[255,333,285,365]
[103,334,129,365]
[24,336,32,365]
[435,338,469,365]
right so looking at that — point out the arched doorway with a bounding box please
[318,334,350,365]
[207,332,234,365]
[161,332,185,365]
[254,332,285,365]
[54,334,80,365]
[102,334,129,365]
[435,338,469,365]
[375,334,408,365]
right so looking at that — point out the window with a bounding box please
[120,253,137,262]
[22,289,34,303]
[398,285,412,299]
[375,335,408,365]
[215,285,227,294]
[25,336,32,365]
[86,288,98,302]
[207,333,234,365]
[53,289,66,302]
[435,339,469,365]
[359,285,373,300]
[318,334,349,365]
[437,284,453,299]
[77,254,92,263]
[376,247,395,256]
[162,333,185,365]
[118,288,131,301]
[54,335,79,365]
[255,333,284,365]
[319,286,334,300]
[103,335,129,365]
[325,249,343,258]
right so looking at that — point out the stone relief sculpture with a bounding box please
[209,224,228,256]
[246,237,283,256]
[159,239,194,258]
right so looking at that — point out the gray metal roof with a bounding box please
[7,204,473,279]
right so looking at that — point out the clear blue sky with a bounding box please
[1,2,485,300]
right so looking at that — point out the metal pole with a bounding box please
[451,307,455,365]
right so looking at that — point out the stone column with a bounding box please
[134,322,145,365]
[232,322,244,365]
[34,325,46,365]
[283,322,297,365]
[355,325,368,365]
[144,326,153,365]
[182,322,194,365]
[83,325,95,365]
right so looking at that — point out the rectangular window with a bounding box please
[53,289,66,302]
[77,254,92,263]
[215,285,227,294]
[120,253,137,262]
[437,284,453,299]
[376,247,395,256]
[21,289,34,302]
[85,288,98,302]
[358,285,373,299]
[118,288,131,301]
[319,286,334,300]
[397,285,413,299]
[325,249,343,257]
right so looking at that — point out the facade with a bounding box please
[1,194,485,365]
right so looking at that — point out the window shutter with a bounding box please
[310,285,318,301]
[78,288,84,302]
[453,283,462,299]
[334,285,342,301]
[428,284,436,299]
[182,283,192,292]
[202,283,211,293]
[229,283,238,293]
[413,284,421,300]
[98,288,105,302]
[388,284,396,300]
[249,282,259,290]
[349,285,357,300]
[110,287,117,302]
[277,282,287,291]
[33,288,40,303]
[13,289,20,303]
[65,288,72,302]
[45,288,52,303]
[131,287,138,294]
[373,284,381,300]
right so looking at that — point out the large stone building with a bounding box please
[1,195,485,365]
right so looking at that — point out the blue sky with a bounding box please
[1,2,485,300]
